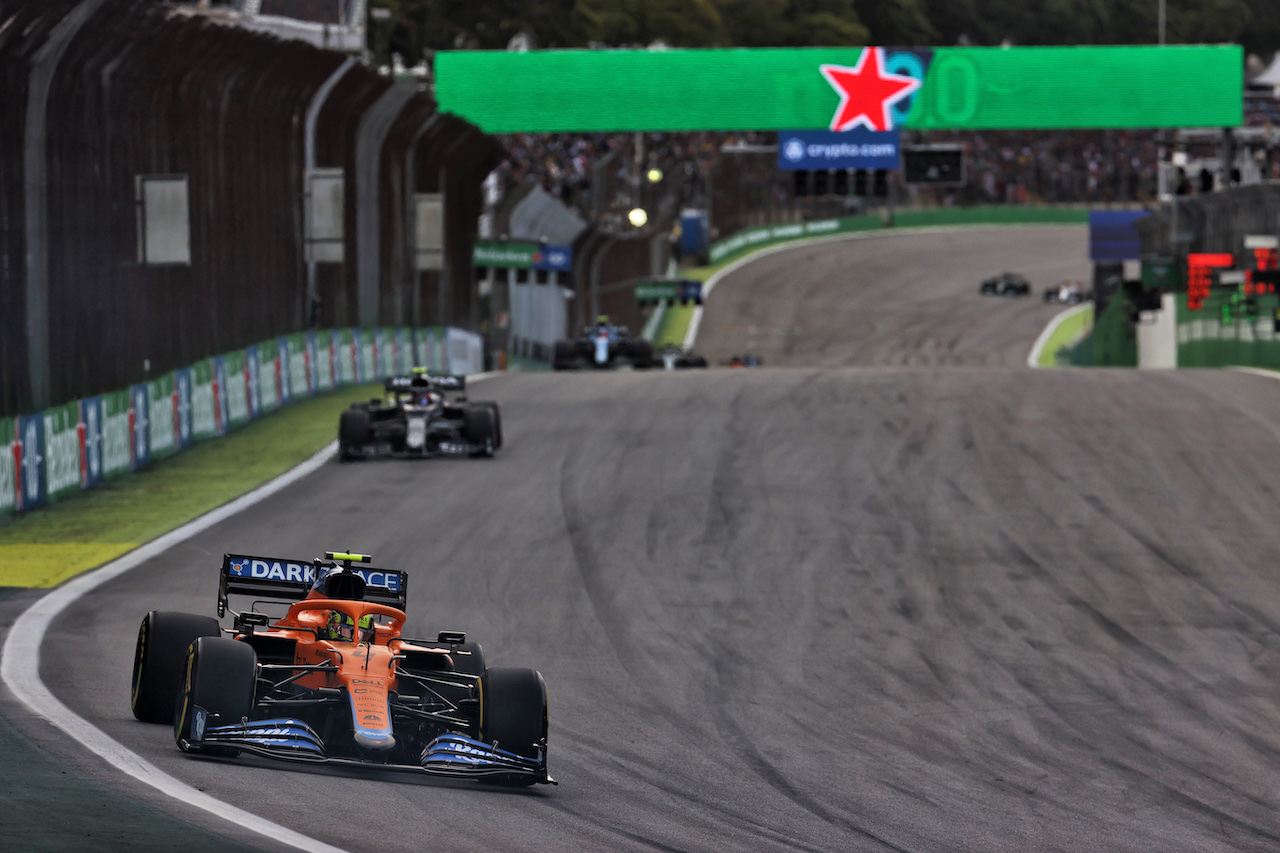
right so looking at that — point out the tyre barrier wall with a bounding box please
[1136,185,1280,368]
[0,326,484,519]
[1,0,502,418]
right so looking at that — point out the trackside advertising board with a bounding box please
[0,326,484,520]
[42,402,82,502]
[315,332,335,393]
[101,391,132,479]
[189,359,220,441]
[146,373,177,461]
[436,45,1242,133]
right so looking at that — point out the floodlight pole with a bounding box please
[1158,0,1166,45]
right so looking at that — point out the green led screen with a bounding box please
[435,45,1242,133]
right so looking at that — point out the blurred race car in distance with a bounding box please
[553,316,655,370]
[1043,280,1090,304]
[338,368,501,460]
[979,272,1031,297]
[658,344,708,369]
[130,550,553,786]
[724,354,762,368]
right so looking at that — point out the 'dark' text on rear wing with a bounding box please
[218,553,409,617]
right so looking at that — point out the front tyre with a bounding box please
[479,667,548,786]
[174,637,257,754]
[464,406,497,457]
[470,401,503,449]
[131,611,222,723]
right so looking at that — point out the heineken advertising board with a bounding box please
[437,45,1241,133]
[473,241,574,271]
[0,327,488,523]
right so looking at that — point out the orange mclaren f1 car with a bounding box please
[130,551,553,786]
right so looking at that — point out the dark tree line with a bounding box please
[370,0,1277,64]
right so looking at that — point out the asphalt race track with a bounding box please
[24,225,1280,851]
[694,225,1089,367]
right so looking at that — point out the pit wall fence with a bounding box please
[1175,296,1280,367]
[0,327,484,519]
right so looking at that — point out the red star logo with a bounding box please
[820,48,921,132]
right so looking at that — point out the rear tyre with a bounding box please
[464,406,496,457]
[338,408,372,461]
[131,611,222,723]
[450,641,486,677]
[174,636,257,754]
[552,341,575,371]
[479,667,548,786]
[627,339,654,367]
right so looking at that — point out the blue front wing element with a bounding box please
[197,716,328,760]
[421,733,547,780]
[188,713,551,783]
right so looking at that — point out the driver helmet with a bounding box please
[325,611,375,642]
[596,314,610,326]
[326,610,355,642]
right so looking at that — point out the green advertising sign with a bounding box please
[437,45,1241,132]
[146,374,177,459]
[222,349,251,427]
[1143,256,1179,291]
[100,391,132,478]
[256,341,280,412]
[473,241,538,268]
[285,334,310,401]
[635,281,682,302]
[189,359,218,441]
[334,329,357,387]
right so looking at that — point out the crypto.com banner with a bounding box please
[436,45,1242,133]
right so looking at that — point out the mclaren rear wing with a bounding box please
[217,553,409,617]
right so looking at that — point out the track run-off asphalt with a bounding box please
[13,224,1280,851]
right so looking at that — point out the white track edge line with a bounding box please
[2,440,349,853]
[1,373,495,853]
[684,222,1080,352]
[1026,302,1093,368]
[1231,367,1280,380]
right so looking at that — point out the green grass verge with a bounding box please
[1039,307,1095,367]
[0,384,382,588]
[653,303,698,348]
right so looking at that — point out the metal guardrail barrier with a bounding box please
[0,325,484,518]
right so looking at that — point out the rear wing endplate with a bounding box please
[218,553,409,617]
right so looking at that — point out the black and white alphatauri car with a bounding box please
[979,272,1031,297]
[338,369,502,461]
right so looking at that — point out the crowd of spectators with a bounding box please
[903,129,1161,206]
[490,94,1280,231]
[493,132,716,231]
